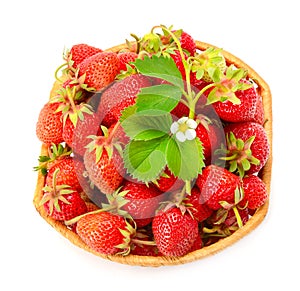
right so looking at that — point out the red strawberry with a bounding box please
[170,50,188,80]
[63,111,101,156]
[36,102,64,145]
[224,122,270,175]
[178,31,196,56]
[76,212,133,255]
[184,187,213,222]
[79,51,120,91]
[206,79,258,122]
[195,117,221,163]
[122,180,163,227]
[154,167,184,193]
[196,165,241,210]
[83,124,125,195]
[188,232,203,252]
[46,157,82,193]
[98,74,152,126]
[69,43,103,69]
[41,169,87,221]
[251,94,264,124]
[170,102,190,118]
[242,175,268,209]
[152,207,198,256]
[117,52,138,71]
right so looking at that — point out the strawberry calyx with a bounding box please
[40,168,75,214]
[34,143,71,175]
[217,131,261,177]
[85,123,123,164]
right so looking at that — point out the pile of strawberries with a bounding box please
[35,25,270,258]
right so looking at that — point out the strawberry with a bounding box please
[41,169,87,221]
[152,207,199,256]
[121,180,164,227]
[98,74,152,126]
[36,102,64,145]
[178,31,196,56]
[63,111,101,156]
[251,94,264,124]
[210,79,258,122]
[169,50,188,80]
[68,43,103,69]
[223,122,270,175]
[195,116,221,163]
[171,102,190,118]
[154,167,184,193]
[241,175,268,209]
[83,124,125,195]
[46,157,82,193]
[79,51,120,91]
[76,212,133,255]
[183,187,213,222]
[117,52,138,72]
[196,165,241,210]
[130,241,162,256]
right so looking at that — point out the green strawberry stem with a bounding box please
[55,62,68,83]
[131,238,156,246]
[232,206,243,228]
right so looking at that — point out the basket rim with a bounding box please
[33,40,272,267]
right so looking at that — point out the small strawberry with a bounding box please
[79,51,120,91]
[121,180,164,227]
[223,122,270,175]
[45,157,82,193]
[36,102,64,145]
[154,167,184,193]
[84,124,125,195]
[241,175,268,209]
[196,165,241,210]
[195,115,221,163]
[40,169,87,221]
[177,31,196,56]
[76,211,134,255]
[98,74,152,126]
[183,186,213,222]
[117,52,138,72]
[152,207,199,256]
[68,43,103,69]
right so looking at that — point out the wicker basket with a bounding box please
[33,41,272,267]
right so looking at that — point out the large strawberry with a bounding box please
[152,207,199,256]
[223,121,270,176]
[68,43,103,69]
[196,165,241,210]
[76,212,133,255]
[79,51,120,91]
[83,124,125,195]
[98,74,152,126]
[40,169,87,221]
[36,102,64,145]
[121,180,164,227]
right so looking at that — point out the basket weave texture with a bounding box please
[33,41,272,267]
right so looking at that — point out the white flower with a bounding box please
[170,117,197,142]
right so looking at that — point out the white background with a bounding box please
[1,0,298,290]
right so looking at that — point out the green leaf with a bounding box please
[124,136,169,182]
[121,111,172,141]
[133,55,184,89]
[136,84,182,113]
[166,137,205,180]
[120,105,137,123]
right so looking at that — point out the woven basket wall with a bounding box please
[33,41,272,267]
